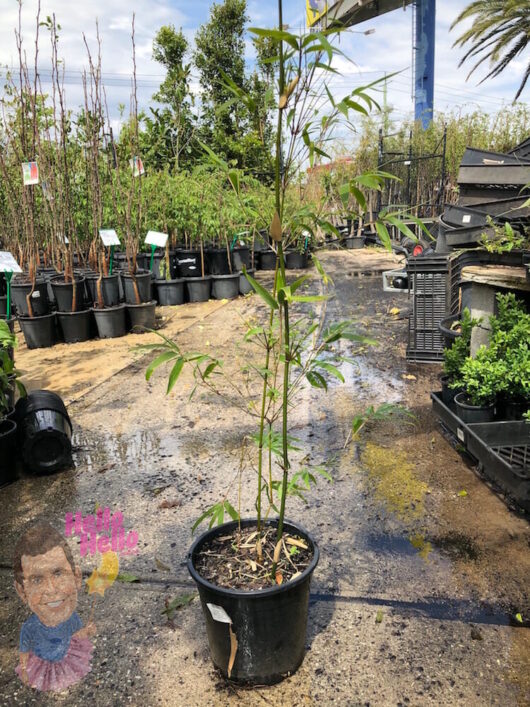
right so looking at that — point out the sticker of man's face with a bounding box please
[15,546,81,627]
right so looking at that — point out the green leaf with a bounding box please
[228,169,240,195]
[145,351,176,382]
[224,500,239,521]
[117,573,140,583]
[243,267,278,310]
[375,610,384,624]
[167,358,185,394]
[515,612,523,623]
[249,27,299,51]
[161,592,196,618]
[315,361,345,382]
[349,185,367,211]
[197,140,228,171]
[306,371,327,390]
[375,221,392,252]
[291,294,328,303]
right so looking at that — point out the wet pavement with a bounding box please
[0,249,528,706]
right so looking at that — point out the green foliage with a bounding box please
[0,321,25,417]
[350,403,416,440]
[451,0,530,102]
[479,217,528,253]
[442,308,480,380]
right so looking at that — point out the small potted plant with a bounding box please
[440,308,479,405]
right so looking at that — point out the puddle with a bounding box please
[72,428,162,473]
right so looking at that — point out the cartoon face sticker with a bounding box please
[13,523,95,692]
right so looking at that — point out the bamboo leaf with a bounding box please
[167,358,185,394]
[242,267,278,310]
[145,351,176,381]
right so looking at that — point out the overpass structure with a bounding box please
[306,0,436,128]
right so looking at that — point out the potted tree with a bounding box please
[143,4,412,685]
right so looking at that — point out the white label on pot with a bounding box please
[0,252,22,273]
[99,229,121,247]
[457,428,465,442]
[145,231,168,248]
[462,215,471,224]
[178,258,195,265]
[32,291,40,298]
[206,603,232,624]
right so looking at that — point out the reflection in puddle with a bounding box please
[72,429,162,473]
[409,533,433,561]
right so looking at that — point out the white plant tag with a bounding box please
[0,252,22,273]
[145,231,168,248]
[32,291,40,298]
[462,215,471,224]
[99,229,121,247]
[207,603,232,624]
[457,428,465,442]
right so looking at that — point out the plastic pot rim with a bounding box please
[188,518,319,600]
[125,299,157,309]
[454,391,495,411]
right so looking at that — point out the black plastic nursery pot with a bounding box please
[121,270,152,304]
[92,304,127,339]
[0,296,6,317]
[50,275,87,313]
[0,418,18,483]
[186,276,211,303]
[496,398,529,421]
[438,314,462,350]
[232,246,250,272]
[440,375,461,406]
[285,251,309,269]
[342,235,366,250]
[126,300,156,332]
[211,274,240,300]
[175,249,202,278]
[57,309,93,344]
[187,518,319,685]
[11,278,50,317]
[454,392,495,424]
[85,274,120,308]
[18,313,57,350]
[15,391,72,474]
[206,248,232,276]
[258,250,277,270]
[155,279,185,306]
[239,269,255,295]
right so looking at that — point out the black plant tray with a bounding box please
[431,392,530,511]
[445,224,495,248]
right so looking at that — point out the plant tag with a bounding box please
[145,231,168,248]
[457,428,465,442]
[32,291,40,298]
[462,215,471,224]
[22,161,39,185]
[99,229,121,247]
[0,252,22,273]
[206,603,232,624]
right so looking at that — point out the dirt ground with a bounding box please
[0,249,528,706]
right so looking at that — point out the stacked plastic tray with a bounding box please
[406,255,450,362]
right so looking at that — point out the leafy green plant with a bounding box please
[0,320,25,417]
[479,217,528,253]
[347,403,416,446]
[442,308,480,381]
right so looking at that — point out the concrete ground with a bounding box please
[0,249,528,706]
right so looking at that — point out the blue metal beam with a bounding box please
[414,0,436,128]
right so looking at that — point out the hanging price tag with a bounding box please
[0,252,22,273]
[22,161,39,185]
[99,229,121,247]
[145,231,168,248]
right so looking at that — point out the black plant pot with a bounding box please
[239,269,255,295]
[186,276,211,303]
[155,279,185,306]
[11,278,50,317]
[57,309,93,344]
[285,251,309,269]
[438,314,462,350]
[15,391,72,474]
[232,246,250,272]
[0,296,7,318]
[343,236,366,250]
[175,249,202,278]
[440,375,461,406]
[148,252,166,279]
[85,274,120,308]
[18,313,56,350]
[258,250,277,270]
[206,248,232,276]
[0,418,18,483]
[121,270,152,304]
[211,274,240,300]
[454,392,495,424]
[50,275,86,313]
[92,305,127,339]
[496,397,529,421]
[126,300,156,332]
[188,518,319,685]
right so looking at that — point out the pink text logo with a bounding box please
[65,508,139,557]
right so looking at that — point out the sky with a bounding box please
[0,0,526,137]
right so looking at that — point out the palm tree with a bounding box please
[451,0,530,102]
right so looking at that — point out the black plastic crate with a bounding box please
[406,256,449,362]
[431,392,530,511]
